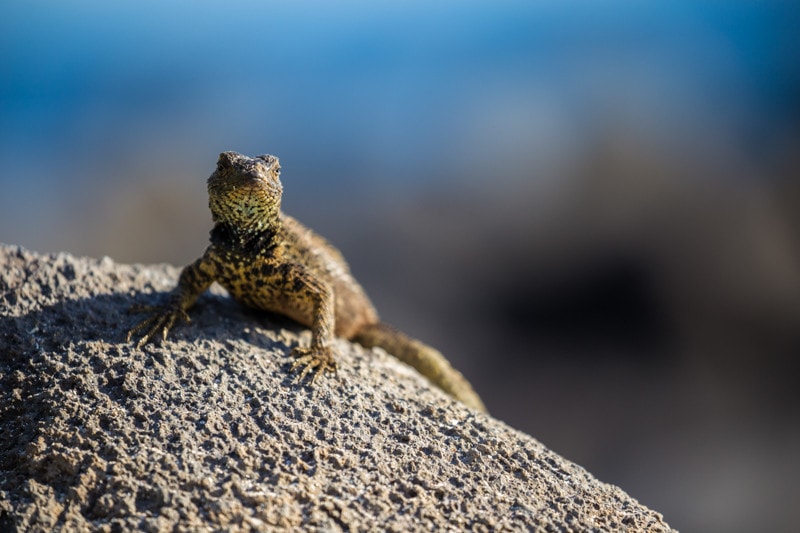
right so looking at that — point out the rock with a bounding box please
[0,244,673,532]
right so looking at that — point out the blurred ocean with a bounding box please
[2,1,799,531]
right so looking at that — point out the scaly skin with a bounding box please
[127,151,486,411]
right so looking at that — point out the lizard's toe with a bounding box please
[126,302,191,349]
[291,346,337,385]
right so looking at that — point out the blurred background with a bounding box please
[2,0,799,530]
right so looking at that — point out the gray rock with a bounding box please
[0,244,673,532]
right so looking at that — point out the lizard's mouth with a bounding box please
[243,173,283,198]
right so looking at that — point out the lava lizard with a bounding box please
[127,151,486,412]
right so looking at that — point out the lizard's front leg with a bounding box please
[275,263,337,384]
[127,253,217,348]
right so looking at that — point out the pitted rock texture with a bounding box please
[0,244,673,532]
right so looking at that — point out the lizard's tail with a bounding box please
[354,323,487,413]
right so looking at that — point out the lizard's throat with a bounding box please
[210,205,281,233]
[208,187,281,232]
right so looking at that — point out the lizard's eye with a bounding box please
[217,152,234,168]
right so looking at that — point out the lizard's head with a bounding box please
[207,151,283,231]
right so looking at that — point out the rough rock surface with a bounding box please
[0,244,673,532]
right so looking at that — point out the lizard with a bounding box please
[126,151,487,412]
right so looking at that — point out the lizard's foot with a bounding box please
[290,345,337,385]
[126,301,191,349]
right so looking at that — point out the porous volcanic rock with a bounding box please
[0,244,673,532]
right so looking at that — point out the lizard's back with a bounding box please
[215,212,379,339]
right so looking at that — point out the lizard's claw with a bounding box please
[126,301,191,349]
[290,345,337,385]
